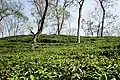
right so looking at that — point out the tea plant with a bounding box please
[0,35,120,80]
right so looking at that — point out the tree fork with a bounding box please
[31,0,49,50]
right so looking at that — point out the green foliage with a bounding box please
[0,35,120,80]
[14,10,28,20]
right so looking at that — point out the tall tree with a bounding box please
[99,0,105,37]
[81,5,118,36]
[28,0,49,50]
[77,0,85,43]
[50,0,74,35]
[94,0,118,37]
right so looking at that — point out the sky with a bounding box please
[22,0,120,36]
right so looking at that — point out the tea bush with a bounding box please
[0,35,120,80]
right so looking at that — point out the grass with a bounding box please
[0,35,120,80]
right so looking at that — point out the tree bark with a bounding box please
[31,0,49,50]
[77,0,84,43]
[101,9,105,37]
[1,32,3,37]
[31,33,38,50]
[59,11,65,35]
[77,7,81,43]
[57,16,60,35]
[100,0,105,37]
[97,23,100,36]
[55,0,60,35]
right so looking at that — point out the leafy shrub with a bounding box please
[0,35,120,79]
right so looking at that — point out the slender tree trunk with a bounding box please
[100,1,105,37]
[57,17,60,35]
[55,0,60,35]
[97,23,100,36]
[8,30,10,36]
[31,0,48,50]
[14,25,15,36]
[91,30,93,36]
[1,32,3,37]
[77,7,81,43]
[58,29,60,35]
[31,33,38,50]
[77,0,84,43]
[59,11,65,35]
[97,29,99,36]
[101,10,105,37]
